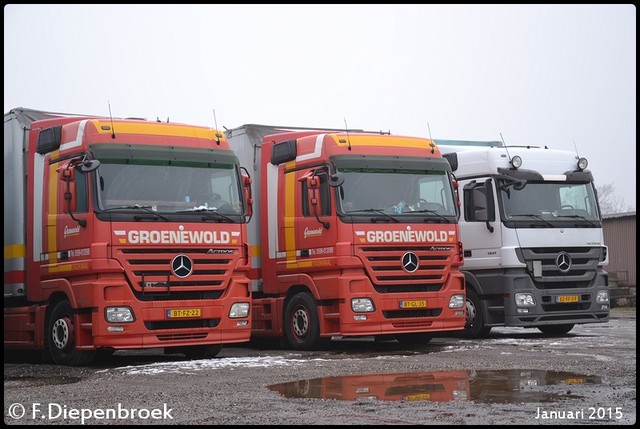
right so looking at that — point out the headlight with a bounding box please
[229,302,250,318]
[596,290,610,304]
[352,298,374,313]
[515,293,536,307]
[452,390,468,400]
[449,294,465,309]
[105,307,135,323]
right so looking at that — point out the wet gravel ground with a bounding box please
[4,308,636,425]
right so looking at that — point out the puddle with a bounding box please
[268,369,602,403]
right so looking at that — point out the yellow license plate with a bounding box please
[167,308,201,318]
[400,300,427,309]
[405,393,431,401]
[562,378,585,384]
[555,295,579,303]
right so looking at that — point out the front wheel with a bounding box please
[284,292,324,351]
[46,300,96,366]
[460,289,492,338]
[537,324,575,336]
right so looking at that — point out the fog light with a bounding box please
[105,307,134,323]
[229,302,250,318]
[577,157,588,170]
[107,326,125,332]
[511,155,522,169]
[236,320,249,327]
[515,293,535,307]
[517,308,530,313]
[353,315,368,321]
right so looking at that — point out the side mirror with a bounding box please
[57,162,86,227]
[242,173,253,219]
[305,177,319,208]
[513,180,526,190]
[58,165,77,212]
[76,159,101,173]
[328,172,344,187]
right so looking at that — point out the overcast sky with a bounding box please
[4,4,636,208]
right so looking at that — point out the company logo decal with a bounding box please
[363,230,453,243]
[304,227,323,239]
[171,254,193,278]
[114,229,232,244]
[556,252,572,273]
[64,225,81,239]
[402,252,419,273]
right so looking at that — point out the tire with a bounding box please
[46,300,96,366]
[461,289,492,338]
[284,292,324,351]
[537,324,575,336]
[176,344,223,360]
[396,333,433,346]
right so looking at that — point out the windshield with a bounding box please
[95,161,244,215]
[337,168,457,218]
[499,181,600,222]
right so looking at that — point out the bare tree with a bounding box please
[596,183,634,214]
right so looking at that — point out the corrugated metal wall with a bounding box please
[602,214,636,287]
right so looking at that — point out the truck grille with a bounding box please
[117,247,237,300]
[356,246,454,293]
[518,247,603,290]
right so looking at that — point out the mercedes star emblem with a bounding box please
[401,252,419,273]
[555,252,572,273]
[171,254,193,278]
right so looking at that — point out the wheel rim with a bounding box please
[292,307,309,338]
[52,316,74,351]
[465,298,477,328]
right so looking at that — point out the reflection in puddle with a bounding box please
[268,370,601,404]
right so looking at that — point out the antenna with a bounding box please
[573,141,580,157]
[212,109,221,145]
[343,118,352,151]
[427,121,433,140]
[499,132,513,162]
[107,100,116,139]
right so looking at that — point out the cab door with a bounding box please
[296,170,338,268]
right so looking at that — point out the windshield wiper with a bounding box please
[509,214,554,227]
[406,209,451,223]
[555,214,597,227]
[101,204,170,221]
[176,208,235,223]
[344,209,399,223]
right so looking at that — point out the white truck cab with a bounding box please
[438,140,609,337]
